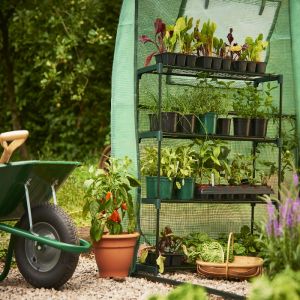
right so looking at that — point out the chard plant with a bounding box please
[173,16,194,54]
[139,18,166,66]
[198,20,217,56]
[213,37,224,57]
[163,24,177,53]
[259,175,300,277]
[244,33,268,62]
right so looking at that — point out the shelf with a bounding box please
[142,198,269,208]
[137,63,282,83]
[139,131,278,144]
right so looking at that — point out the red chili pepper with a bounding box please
[109,210,121,223]
[121,202,127,210]
[105,191,112,201]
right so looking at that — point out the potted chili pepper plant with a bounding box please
[82,157,140,278]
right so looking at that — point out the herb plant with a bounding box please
[141,146,178,179]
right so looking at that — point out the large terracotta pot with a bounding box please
[93,232,139,278]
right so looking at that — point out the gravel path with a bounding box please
[0,255,249,299]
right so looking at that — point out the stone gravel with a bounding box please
[0,255,249,299]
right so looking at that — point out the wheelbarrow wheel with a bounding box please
[13,203,80,289]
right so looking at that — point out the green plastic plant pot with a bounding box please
[146,176,173,200]
[197,113,216,135]
[176,178,194,200]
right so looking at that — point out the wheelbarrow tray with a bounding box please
[0,160,80,220]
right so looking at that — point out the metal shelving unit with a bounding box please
[135,62,283,275]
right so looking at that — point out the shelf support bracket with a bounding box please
[259,0,266,15]
[205,0,209,9]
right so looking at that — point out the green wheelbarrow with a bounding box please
[0,130,91,288]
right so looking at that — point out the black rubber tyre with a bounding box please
[13,203,80,289]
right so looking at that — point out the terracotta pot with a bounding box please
[93,232,139,278]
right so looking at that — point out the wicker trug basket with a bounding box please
[196,232,263,280]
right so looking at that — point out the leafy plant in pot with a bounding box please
[212,37,224,70]
[192,76,226,135]
[193,139,231,199]
[175,146,197,200]
[139,226,184,273]
[173,16,194,67]
[245,82,277,137]
[243,33,268,73]
[195,19,217,69]
[215,80,233,135]
[139,18,176,66]
[141,146,177,200]
[82,157,140,278]
[174,89,196,134]
[147,90,178,133]
[232,86,252,137]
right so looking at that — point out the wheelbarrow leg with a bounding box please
[0,236,14,281]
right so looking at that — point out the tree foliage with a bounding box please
[0,0,121,160]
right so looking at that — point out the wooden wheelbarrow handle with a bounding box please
[0,130,29,163]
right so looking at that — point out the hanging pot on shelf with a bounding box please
[216,118,231,135]
[250,118,268,137]
[233,117,250,136]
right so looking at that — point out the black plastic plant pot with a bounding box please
[212,57,222,70]
[247,61,256,73]
[145,251,185,268]
[195,56,213,69]
[148,112,178,133]
[148,114,159,131]
[216,118,231,135]
[233,60,247,72]
[186,55,197,67]
[250,118,268,137]
[146,176,173,200]
[256,62,267,74]
[155,53,177,66]
[196,112,216,135]
[177,114,195,134]
[176,178,195,200]
[175,53,186,67]
[222,58,232,71]
[233,117,251,136]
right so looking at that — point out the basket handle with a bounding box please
[225,232,234,279]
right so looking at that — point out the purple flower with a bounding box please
[267,202,275,218]
[293,173,299,186]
